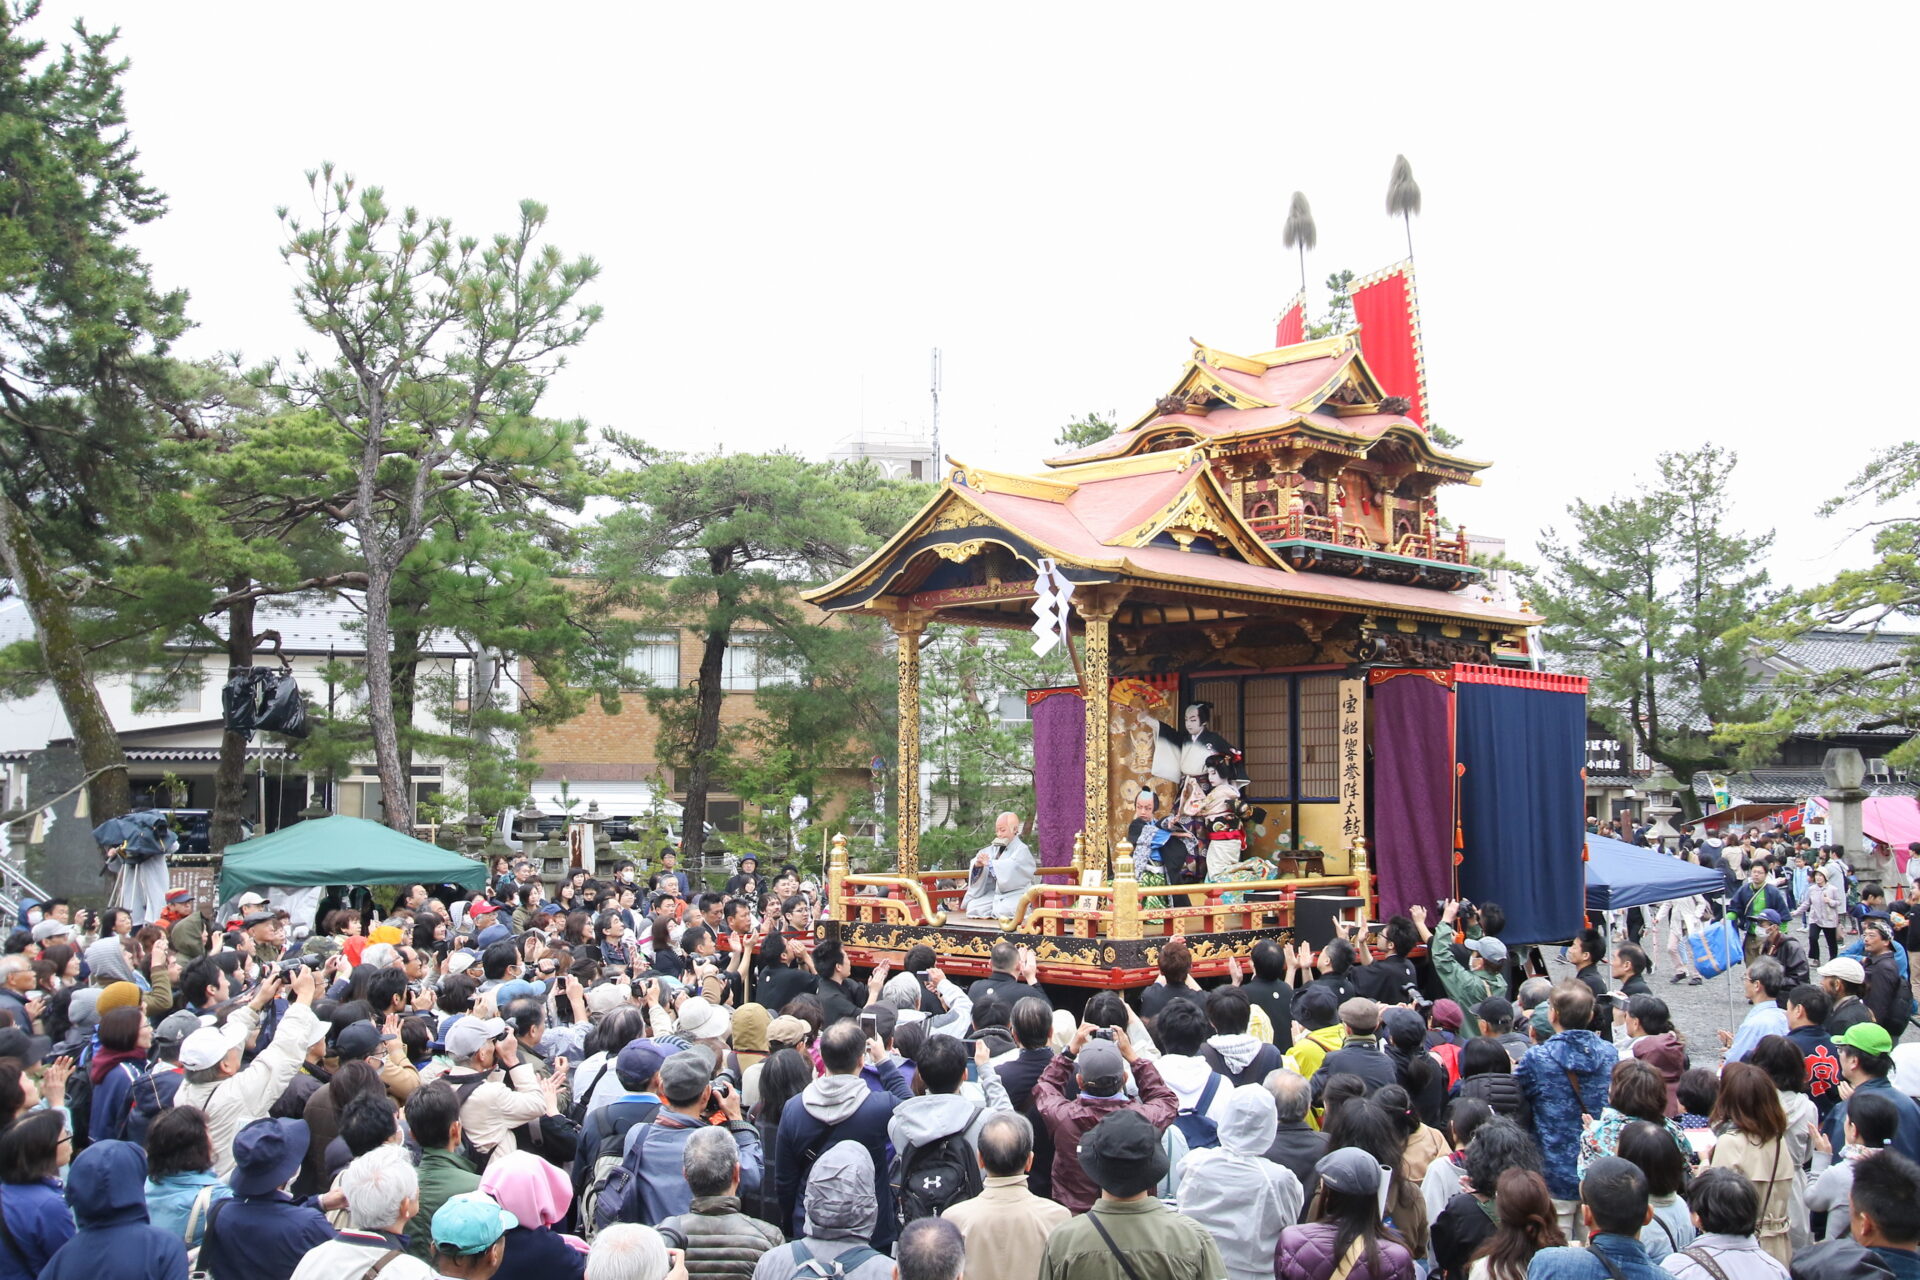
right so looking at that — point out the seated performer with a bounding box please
[962,811,1037,918]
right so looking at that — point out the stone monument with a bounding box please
[1824,748,1875,888]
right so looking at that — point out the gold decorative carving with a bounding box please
[932,540,985,562]
[954,465,1079,502]
[1350,835,1373,920]
[1076,589,1124,870]
[927,503,980,534]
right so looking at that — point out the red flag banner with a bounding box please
[1273,290,1305,348]
[1350,261,1429,427]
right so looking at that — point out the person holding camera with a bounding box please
[175,963,322,1175]
[1031,1022,1178,1214]
[629,1050,762,1225]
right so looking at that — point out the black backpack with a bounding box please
[63,1044,95,1152]
[893,1109,983,1224]
[790,1243,880,1280]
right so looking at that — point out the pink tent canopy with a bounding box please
[1808,795,1920,869]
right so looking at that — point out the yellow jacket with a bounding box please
[1284,1021,1346,1082]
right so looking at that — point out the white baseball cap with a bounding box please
[1894,1044,1920,1099]
[178,1022,249,1072]
[1818,956,1867,985]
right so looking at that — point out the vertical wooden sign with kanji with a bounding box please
[1338,678,1366,860]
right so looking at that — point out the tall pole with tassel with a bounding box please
[1283,192,1316,298]
[1387,155,1421,260]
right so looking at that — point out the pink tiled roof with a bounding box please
[954,476,1533,628]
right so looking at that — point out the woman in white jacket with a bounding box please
[1174,1084,1305,1280]
[1656,890,1708,986]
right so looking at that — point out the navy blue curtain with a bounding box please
[1455,682,1586,944]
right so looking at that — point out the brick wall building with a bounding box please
[520,603,872,839]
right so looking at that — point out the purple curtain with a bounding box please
[1371,674,1456,919]
[1029,690,1085,881]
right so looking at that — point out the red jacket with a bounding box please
[1031,1050,1178,1213]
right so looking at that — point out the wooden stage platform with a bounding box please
[818,832,1365,992]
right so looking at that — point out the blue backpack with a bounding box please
[1157,1073,1223,1199]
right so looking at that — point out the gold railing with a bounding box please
[822,836,950,927]
[823,830,1375,943]
[1245,507,1472,568]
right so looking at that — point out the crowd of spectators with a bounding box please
[0,845,1914,1280]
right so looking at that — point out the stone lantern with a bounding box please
[514,795,551,878]
[460,809,488,858]
[1642,772,1683,847]
[701,828,731,880]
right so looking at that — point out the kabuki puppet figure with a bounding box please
[1154,702,1248,788]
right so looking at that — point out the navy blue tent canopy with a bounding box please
[1584,834,1725,911]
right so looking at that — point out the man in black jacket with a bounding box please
[1820,956,1875,1037]
[1238,940,1293,1054]
[1758,912,1810,989]
[810,939,872,1024]
[1568,927,1613,1039]
[1308,998,1398,1101]
[1261,1069,1327,1200]
[994,996,1058,1199]
[1863,920,1910,1039]
[967,939,1050,1011]
[1354,916,1422,1005]
[753,934,819,1015]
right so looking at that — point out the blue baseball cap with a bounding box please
[616,1039,669,1090]
[493,979,545,1008]
[431,1194,518,1254]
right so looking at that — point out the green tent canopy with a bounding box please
[218,814,488,901]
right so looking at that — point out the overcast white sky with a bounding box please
[40,2,1918,589]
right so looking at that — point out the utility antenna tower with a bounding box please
[929,348,942,473]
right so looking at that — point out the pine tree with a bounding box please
[1534,443,1773,810]
[0,4,191,821]
[267,169,603,831]
[1721,441,1920,769]
[589,453,925,854]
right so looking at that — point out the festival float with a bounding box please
[806,263,1590,990]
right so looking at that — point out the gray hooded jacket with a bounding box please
[886,1069,1011,1153]
[749,1142,893,1280]
[1175,1084,1304,1280]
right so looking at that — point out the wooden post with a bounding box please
[1351,835,1373,920]
[825,832,850,924]
[1070,830,1085,875]
[889,610,932,878]
[1111,837,1140,939]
